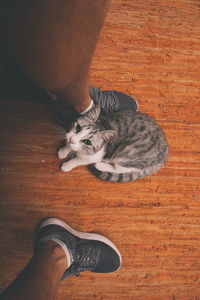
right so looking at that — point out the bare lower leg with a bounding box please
[56,61,92,113]
[0,241,67,300]
[3,0,110,113]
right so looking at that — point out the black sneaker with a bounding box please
[53,87,138,124]
[89,87,138,113]
[36,218,122,279]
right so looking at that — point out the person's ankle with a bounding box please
[35,240,68,273]
[54,88,93,114]
[62,97,93,114]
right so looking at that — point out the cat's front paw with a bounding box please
[61,162,73,172]
[58,147,69,159]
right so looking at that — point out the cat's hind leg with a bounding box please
[95,162,138,174]
[95,162,116,173]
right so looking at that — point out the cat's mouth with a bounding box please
[65,151,76,161]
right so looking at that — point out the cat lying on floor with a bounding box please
[58,105,168,182]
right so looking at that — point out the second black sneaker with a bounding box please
[36,217,122,279]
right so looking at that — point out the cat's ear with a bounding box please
[81,105,101,123]
[101,130,118,143]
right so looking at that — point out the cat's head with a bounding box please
[65,105,117,155]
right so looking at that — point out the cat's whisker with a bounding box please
[42,121,65,130]
[50,131,65,135]
[47,123,65,129]
[46,129,66,135]
[50,129,66,134]
[49,132,66,138]
[46,125,66,133]
[49,135,66,141]
[43,123,66,136]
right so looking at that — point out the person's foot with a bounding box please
[54,87,139,124]
[35,217,122,279]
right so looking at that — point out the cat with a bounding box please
[58,105,168,182]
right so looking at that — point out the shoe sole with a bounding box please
[135,99,139,111]
[39,217,122,270]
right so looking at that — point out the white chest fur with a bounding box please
[77,147,105,164]
[60,147,105,172]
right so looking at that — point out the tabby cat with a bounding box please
[58,105,168,182]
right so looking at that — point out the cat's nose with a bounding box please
[69,137,76,144]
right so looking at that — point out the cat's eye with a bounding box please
[82,139,92,146]
[75,123,81,133]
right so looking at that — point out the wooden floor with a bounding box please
[0,0,200,299]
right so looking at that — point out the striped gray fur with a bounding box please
[90,110,168,182]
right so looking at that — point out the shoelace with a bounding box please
[89,87,119,112]
[73,247,100,272]
[63,247,100,278]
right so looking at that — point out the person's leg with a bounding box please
[0,217,121,300]
[0,240,67,300]
[2,0,138,121]
[2,0,110,113]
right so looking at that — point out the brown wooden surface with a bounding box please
[0,0,200,299]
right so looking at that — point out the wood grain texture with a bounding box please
[0,0,200,299]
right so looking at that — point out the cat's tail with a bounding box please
[88,165,142,183]
[89,162,166,183]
